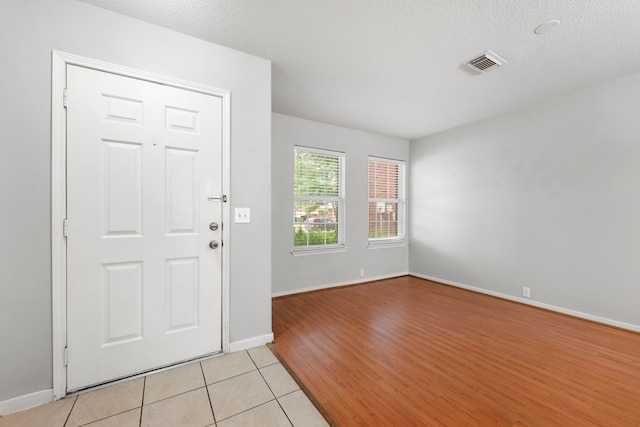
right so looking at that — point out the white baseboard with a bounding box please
[0,389,53,416]
[271,272,409,298]
[410,272,640,333]
[229,333,275,353]
[0,334,277,416]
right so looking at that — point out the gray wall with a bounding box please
[0,0,271,402]
[272,113,409,295]
[410,71,640,329]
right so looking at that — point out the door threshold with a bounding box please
[66,350,224,396]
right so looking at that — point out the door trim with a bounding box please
[51,50,231,400]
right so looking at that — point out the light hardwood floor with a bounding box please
[270,276,640,426]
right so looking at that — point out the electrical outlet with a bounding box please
[360,269,365,277]
[522,286,531,298]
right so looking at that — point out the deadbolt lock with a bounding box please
[209,222,219,231]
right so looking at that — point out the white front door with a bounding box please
[66,65,223,391]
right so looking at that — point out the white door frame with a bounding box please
[51,51,231,399]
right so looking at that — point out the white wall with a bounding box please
[272,113,409,295]
[0,0,271,403]
[410,71,640,329]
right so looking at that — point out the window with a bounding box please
[368,157,406,244]
[293,147,345,251]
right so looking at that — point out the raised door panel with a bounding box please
[102,140,143,237]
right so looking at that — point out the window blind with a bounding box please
[293,147,345,250]
[368,157,406,243]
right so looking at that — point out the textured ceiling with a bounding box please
[79,0,640,140]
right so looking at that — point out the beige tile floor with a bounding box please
[0,346,328,427]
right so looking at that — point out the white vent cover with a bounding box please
[466,50,507,73]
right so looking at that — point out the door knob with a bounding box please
[209,240,219,249]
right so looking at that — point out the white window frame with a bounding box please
[293,146,346,253]
[368,156,407,246]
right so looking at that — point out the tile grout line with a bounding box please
[143,359,254,408]
[205,350,261,387]
[207,369,256,385]
[267,344,337,427]
[274,396,295,427]
[141,385,218,409]
[277,389,301,399]
[138,376,146,427]
[62,395,79,427]
[70,382,145,427]
[246,348,280,370]
[246,349,259,370]
[211,350,283,424]
[252,357,294,426]
[200,361,218,425]
[69,407,139,426]
[253,361,276,401]
[214,399,279,424]
[222,350,277,423]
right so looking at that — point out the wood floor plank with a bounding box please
[270,276,640,426]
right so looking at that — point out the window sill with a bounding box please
[367,240,408,249]
[292,246,348,256]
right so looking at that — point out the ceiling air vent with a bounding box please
[466,50,507,73]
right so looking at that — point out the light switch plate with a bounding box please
[234,207,250,223]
